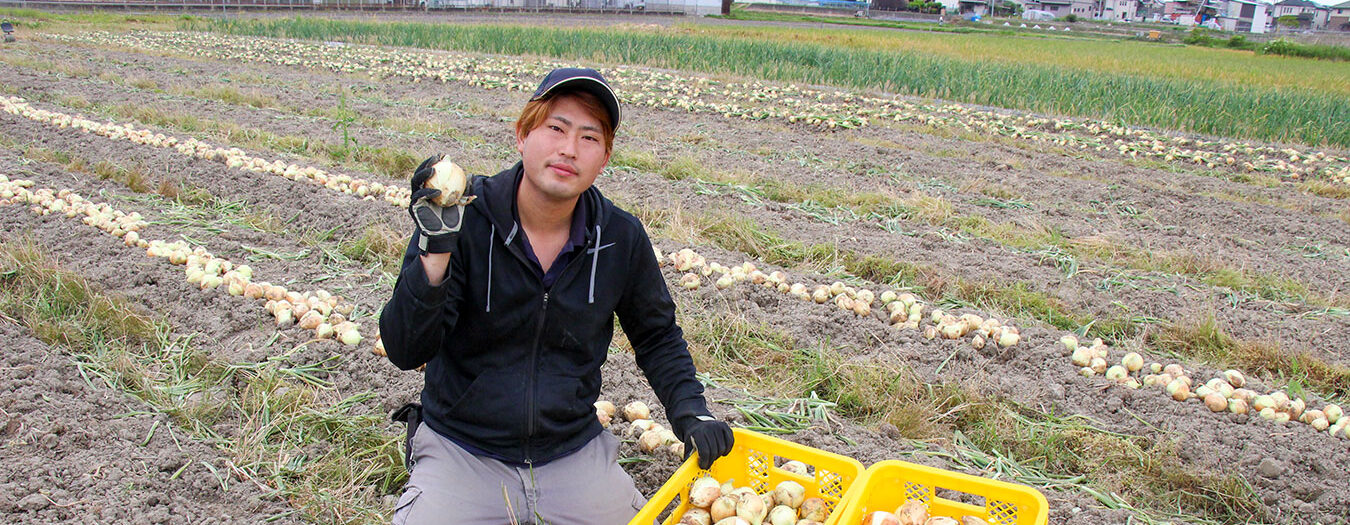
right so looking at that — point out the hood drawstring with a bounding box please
[486,225,495,313]
[588,225,602,304]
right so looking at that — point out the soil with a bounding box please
[1,21,1348,525]
[0,321,302,524]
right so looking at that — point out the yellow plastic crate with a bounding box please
[835,460,1048,525]
[629,429,865,525]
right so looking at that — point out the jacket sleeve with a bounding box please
[615,224,710,438]
[378,231,464,370]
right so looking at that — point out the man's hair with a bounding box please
[515,90,615,154]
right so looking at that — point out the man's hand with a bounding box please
[409,155,471,254]
[682,417,733,470]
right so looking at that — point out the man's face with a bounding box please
[516,95,611,205]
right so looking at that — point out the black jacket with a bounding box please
[379,162,709,464]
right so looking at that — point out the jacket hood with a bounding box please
[468,161,616,310]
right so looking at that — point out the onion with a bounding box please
[1104,365,1127,382]
[1252,395,1275,412]
[715,275,734,290]
[896,501,928,525]
[735,491,767,524]
[923,518,959,525]
[1311,418,1330,431]
[1166,379,1190,401]
[1149,362,1162,374]
[1204,393,1228,412]
[713,518,750,525]
[1059,335,1078,351]
[638,429,666,453]
[798,498,828,522]
[1070,347,1093,367]
[425,157,471,207]
[596,408,611,428]
[1079,367,1094,377]
[863,511,900,525]
[772,481,806,509]
[594,400,617,419]
[996,329,1020,348]
[1089,357,1108,374]
[710,496,738,522]
[624,401,651,422]
[681,273,701,290]
[1302,409,1325,424]
[1228,398,1249,415]
[780,460,809,476]
[811,287,830,304]
[679,508,712,525]
[338,328,362,347]
[1325,404,1343,424]
[1121,352,1143,372]
[689,477,722,508]
[1223,369,1245,387]
[768,505,797,525]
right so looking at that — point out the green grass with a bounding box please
[0,237,400,523]
[1150,313,1350,398]
[668,293,1263,523]
[188,17,1350,147]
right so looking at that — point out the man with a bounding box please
[379,68,734,525]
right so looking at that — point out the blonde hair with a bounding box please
[515,90,615,154]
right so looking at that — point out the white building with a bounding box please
[1214,0,1268,32]
[1098,0,1139,20]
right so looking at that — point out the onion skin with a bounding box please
[772,481,806,509]
[780,460,809,476]
[798,498,828,522]
[923,518,959,525]
[689,477,722,509]
[864,511,900,525]
[679,509,712,525]
[768,505,797,525]
[426,157,470,207]
[710,496,738,522]
[623,401,651,422]
[896,501,929,525]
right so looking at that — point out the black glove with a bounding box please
[682,417,733,470]
[409,154,472,254]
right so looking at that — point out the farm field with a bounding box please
[1,9,1349,525]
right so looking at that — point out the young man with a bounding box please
[380,68,733,525]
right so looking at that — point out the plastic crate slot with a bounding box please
[935,486,986,508]
[904,480,932,503]
[773,455,817,477]
[819,470,845,499]
[987,499,1020,525]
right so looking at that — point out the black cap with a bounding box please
[530,67,621,131]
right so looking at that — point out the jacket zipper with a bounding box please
[524,291,549,462]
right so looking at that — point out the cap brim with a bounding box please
[532,76,621,130]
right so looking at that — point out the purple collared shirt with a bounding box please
[514,196,590,290]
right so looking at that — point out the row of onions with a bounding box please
[0,174,378,353]
[49,31,1350,184]
[659,247,1021,349]
[1065,335,1350,439]
[0,95,414,208]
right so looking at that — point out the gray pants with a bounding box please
[392,422,647,525]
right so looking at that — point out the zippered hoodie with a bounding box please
[379,162,710,464]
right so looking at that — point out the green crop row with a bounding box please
[189,17,1350,148]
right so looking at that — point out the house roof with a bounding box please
[1272,0,1318,7]
[1330,0,1350,8]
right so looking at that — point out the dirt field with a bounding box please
[2,15,1349,525]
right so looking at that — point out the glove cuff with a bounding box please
[417,231,457,254]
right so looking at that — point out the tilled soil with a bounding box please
[0,321,301,525]
[2,23,1349,525]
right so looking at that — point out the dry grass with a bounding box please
[1150,313,1350,397]
[0,236,401,524]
